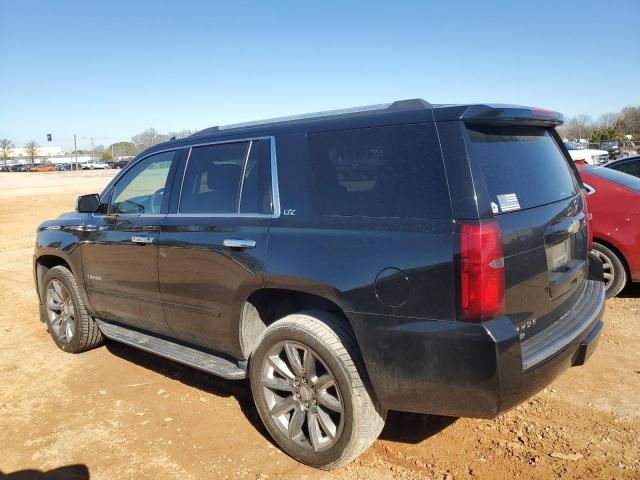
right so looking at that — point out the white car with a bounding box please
[81,161,110,170]
[564,142,609,165]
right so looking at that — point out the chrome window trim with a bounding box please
[175,135,280,219]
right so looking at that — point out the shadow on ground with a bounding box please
[104,341,268,439]
[618,282,640,298]
[380,411,457,444]
[0,464,89,479]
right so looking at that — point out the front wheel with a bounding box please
[593,242,627,298]
[249,311,386,469]
[42,265,104,352]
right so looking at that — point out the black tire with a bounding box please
[593,242,627,298]
[249,311,386,469]
[41,265,103,353]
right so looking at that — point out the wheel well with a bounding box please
[36,255,72,300]
[241,289,353,357]
[593,237,630,278]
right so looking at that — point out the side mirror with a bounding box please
[76,193,101,213]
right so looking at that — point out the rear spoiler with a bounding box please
[460,105,564,127]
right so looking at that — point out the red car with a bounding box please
[578,165,640,297]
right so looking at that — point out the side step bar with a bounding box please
[97,320,246,380]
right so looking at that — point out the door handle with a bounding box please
[223,239,256,249]
[131,235,155,245]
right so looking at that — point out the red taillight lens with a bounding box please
[460,220,505,321]
[581,189,593,250]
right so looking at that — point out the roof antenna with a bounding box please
[169,136,176,141]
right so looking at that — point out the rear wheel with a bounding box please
[593,242,627,298]
[42,265,103,353]
[249,311,386,469]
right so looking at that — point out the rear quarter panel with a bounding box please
[582,172,640,281]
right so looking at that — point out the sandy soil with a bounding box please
[0,171,638,479]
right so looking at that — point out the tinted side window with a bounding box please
[180,142,249,213]
[308,124,450,219]
[610,159,640,177]
[240,139,273,214]
[109,151,175,215]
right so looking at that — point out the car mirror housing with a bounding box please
[76,193,101,213]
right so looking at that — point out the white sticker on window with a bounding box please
[491,201,500,214]
[497,193,521,212]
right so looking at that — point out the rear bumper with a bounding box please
[349,280,605,418]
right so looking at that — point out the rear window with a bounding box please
[307,123,450,219]
[465,126,579,213]
[585,166,640,192]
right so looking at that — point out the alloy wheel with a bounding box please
[46,279,76,343]
[593,249,614,290]
[261,341,344,452]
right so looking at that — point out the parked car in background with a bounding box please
[600,140,623,160]
[30,164,56,172]
[34,100,605,468]
[578,165,640,297]
[113,160,128,169]
[564,142,609,165]
[10,164,30,172]
[605,154,640,178]
[82,161,110,170]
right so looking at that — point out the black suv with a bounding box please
[34,99,605,469]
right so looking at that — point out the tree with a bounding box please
[559,114,594,141]
[0,138,14,166]
[167,129,195,140]
[590,127,624,143]
[24,140,39,165]
[101,151,113,161]
[131,128,168,152]
[106,141,137,158]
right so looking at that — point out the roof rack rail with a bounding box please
[191,98,431,137]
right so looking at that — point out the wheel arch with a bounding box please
[35,254,74,303]
[593,237,630,281]
[238,287,357,360]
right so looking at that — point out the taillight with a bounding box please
[459,220,505,321]
[581,190,593,250]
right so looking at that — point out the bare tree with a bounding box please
[0,138,14,167]
[167,129,195,140]
[561,114,594,141]
[24,140,40,165]
[595,112,620,130]
[131,128,169,152]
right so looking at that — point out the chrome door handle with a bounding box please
[131,235,155,244]
[223,239,256,249]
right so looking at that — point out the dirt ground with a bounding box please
[0,171,638,480]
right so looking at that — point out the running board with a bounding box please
[97,320,246,380]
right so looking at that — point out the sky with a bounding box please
[1,0,639,152]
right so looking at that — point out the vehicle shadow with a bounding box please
[618,282,640,298]
[379,411,457,444]
[104,341,269,440]
[105,341,458,446]
[0,464,89,479]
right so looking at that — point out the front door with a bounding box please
[82,150,180,336]
[158,138,275,355]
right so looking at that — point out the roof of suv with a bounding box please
[146,99,564,155]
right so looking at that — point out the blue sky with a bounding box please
[1,0,639,151]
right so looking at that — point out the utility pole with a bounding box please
[74,134,78,171]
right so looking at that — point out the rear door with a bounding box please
[157,138,275,355]
[462,124,587,341]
